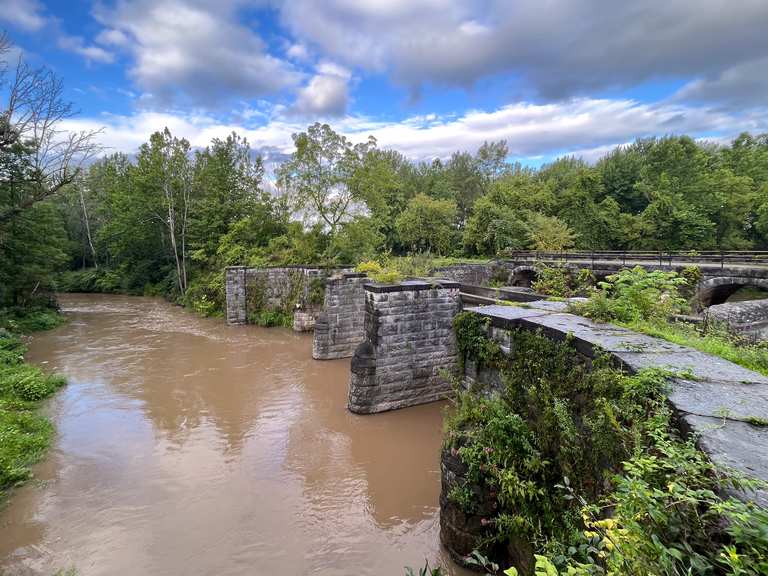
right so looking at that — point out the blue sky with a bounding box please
[3,0,768,166]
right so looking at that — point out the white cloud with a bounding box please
[92,0,301,107]
[290,62,351,117]
[95,28,130,47]
[279,0,768,104]
[58,35,115,64]
[61,97,768,166]
[0,0,46,31]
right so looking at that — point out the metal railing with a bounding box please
[503,250,768,269]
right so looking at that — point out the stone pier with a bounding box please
[313,272,369,359]
[225,266,248,325]
[348,279,461,414]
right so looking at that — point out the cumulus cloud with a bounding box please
[58,34,115,64]
[61,97,768,166]
[92,0,302,106]
[290,62,351,117]
[279,0,768,104]
[0,0,46,31]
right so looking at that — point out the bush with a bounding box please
[355,260,403,284]
[576,266,688,323]
[531,265,595,298]
[445,323,768,575]
[248,308,292,327]
[0,306,63,333]
[0,330,65,498]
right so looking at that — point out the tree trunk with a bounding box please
[79,185,98,268]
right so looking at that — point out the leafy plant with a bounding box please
[576,266,688,323]
[446,319,768,574]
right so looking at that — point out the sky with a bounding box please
[2,0,768,166]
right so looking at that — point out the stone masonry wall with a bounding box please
[313,273,369,359]
[225,266,247,325]
[431,263,495,285]
[225,265,350,326]
[348,280,462,413]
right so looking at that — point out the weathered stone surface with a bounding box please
[432,263,495,285]
[292,311,316,332]
[313,273,369,359]
[708,298,768,341]
[681,414,768,507]
[225,266,247,325]
[348,280,461,414]
[224,265,352,326]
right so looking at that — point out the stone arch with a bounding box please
[509,265,537,288]
[695,276,768,308]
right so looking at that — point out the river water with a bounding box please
[0,294,468,576]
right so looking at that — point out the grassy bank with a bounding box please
[0,310,66,502]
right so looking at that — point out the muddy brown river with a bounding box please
[0,294,470,576]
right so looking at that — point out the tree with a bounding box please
[134,129,193,294]
[395,193,457,255]
[527,213,577,251]
[190,132,265,263]
[277,123,375,234]
[0,33,100,225]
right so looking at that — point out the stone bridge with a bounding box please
[499,250,768,307]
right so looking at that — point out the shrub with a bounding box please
[445,322,768,574]
[248,308,292,328]
[0,330,66,498]
[355,260,404,284]
[576,266,688,323]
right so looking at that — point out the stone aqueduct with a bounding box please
[225,252,768,548]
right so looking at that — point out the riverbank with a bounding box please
[0,308,66,502]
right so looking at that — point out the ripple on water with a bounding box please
[2,294,470,576]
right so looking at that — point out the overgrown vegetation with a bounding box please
[567,266,768,376]
[0,328,66,501]
[446,312,768,575]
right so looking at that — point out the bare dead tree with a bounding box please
[0,32,102,225]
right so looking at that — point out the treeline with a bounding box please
[7,121,768,315]
[63,125,768,303]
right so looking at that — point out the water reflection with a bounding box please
[0,294,469,575]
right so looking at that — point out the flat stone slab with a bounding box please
[465,304,551,323]
[683,414,768,507]
[614,349,768,385]
[669,379,768,421]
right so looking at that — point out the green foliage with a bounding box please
[446,322,768,575]
[531,265,595,298]
[0,325,65,500]
[0,307,64,333]
[248,308,293,328]
[396,193,458,255]
[452,312,500,370]
[576,266,689,323]
[404,561,444,576]
[327,216,384,264]
[355,260,403,284]
[528,214,578,251]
